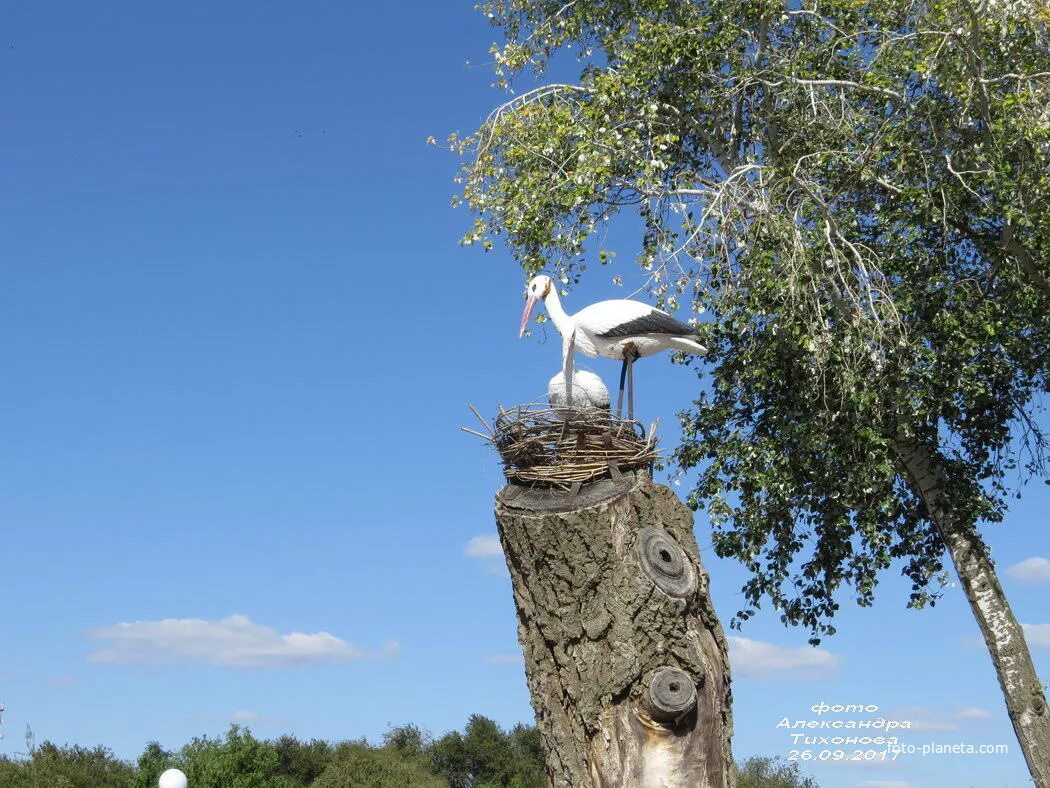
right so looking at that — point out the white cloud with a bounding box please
[890,705,993,731]
[227,708,292,726]
[957,634,984,650]
[87,615,399,668]
[906,719,957,731]
[1022,623,1050,649]
[728,636,840,679]
[484,653,523,665]
[1006,556,1050,584]
[824,757,900,773]
[858,782,915,788]
[893,706,957,731]
[464,535,503,559]
[464,535,508,576]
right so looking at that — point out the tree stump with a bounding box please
[495,470,733,787]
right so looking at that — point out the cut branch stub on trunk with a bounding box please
[645,666,699,723]
[495,471,733,788]
[637,527,698,598]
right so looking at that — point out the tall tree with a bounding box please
[454,0,1050,782]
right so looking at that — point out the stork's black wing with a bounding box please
[597,309,693,338]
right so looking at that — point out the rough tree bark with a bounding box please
[896,438,1050,788]
[495,470,733,787]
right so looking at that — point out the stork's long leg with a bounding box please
[616,357,628,419]
[563,331,576,410]
[627,351,635,421]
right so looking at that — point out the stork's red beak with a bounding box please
[519,294,539,337]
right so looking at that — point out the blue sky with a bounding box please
[0,4,1047,787]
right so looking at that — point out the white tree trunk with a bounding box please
[897,439,1049,787]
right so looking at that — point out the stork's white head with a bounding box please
[519,275,553,337]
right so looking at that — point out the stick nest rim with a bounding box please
[465,403,660,489]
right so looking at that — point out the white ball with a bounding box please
[548,369,611,410]
[159,768,188,788]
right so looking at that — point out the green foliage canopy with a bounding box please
[455,0,1050,638]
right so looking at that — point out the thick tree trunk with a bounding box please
[896,439,1050,787]
[494,470,733,788]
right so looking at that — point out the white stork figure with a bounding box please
[519,275,706,419]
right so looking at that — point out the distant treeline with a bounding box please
[0,715,817,787]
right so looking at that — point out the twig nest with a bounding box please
[476,404,658,489]
[548,370,611,411]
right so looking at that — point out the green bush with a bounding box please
[0,743,135,788]
[133,742,176,788]
[312,742,445,788]
[428,716,544,788]
[736,756,819,788]
[178,726,293,788]
[0,718,818,788]
[272,735,333,786]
